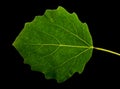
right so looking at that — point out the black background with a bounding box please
[2,0,120,88]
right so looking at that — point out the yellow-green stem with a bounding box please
[94,47,120,56]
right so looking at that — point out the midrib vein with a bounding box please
[31,44,93,48]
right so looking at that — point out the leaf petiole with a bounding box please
[94,47,120,56]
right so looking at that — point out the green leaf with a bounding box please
[13,6,93,83]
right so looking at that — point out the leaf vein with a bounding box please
[45,18,90,46]
[54,48,91,70]
[31,44,93,48]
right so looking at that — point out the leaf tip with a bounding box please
[12,40,16,47]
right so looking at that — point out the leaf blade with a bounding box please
[13,6,93,83]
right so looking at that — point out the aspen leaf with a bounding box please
[13,6,96,83]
